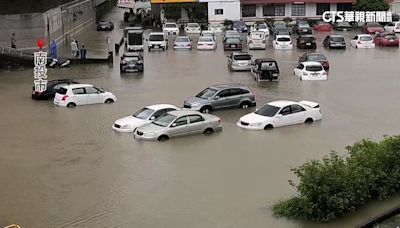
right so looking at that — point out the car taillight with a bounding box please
[62,95,69,101]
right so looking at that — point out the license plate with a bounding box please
[303,29,307,32]
[129,64,135,67]
[343,29,347,31]
[281,45,287,48]
[312,73,318,76]
[154,45,159,48]
[231,45,236,48]
[390,40,394,42]
[306,43,311,45]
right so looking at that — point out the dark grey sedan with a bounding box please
[134,110,222,141]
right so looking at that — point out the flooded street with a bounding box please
[1,8,400,228]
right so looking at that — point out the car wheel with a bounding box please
[240,101,251,109]
[203,128,214,135]
[158,135,169,141]
[105,99,114,104]
[305,118,314,124]
[200,106,212,113]
[67,102,76,108]
[264,124,273,130]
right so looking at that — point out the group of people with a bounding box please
[70,39,87,59]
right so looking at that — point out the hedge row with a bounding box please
[273,136,400,222]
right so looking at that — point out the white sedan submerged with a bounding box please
[237,100,322,130]
[294,61,327,81]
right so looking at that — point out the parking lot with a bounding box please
[1,10,400,227]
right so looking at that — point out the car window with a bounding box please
[298,64,304,69]
[165,108,177,112]
[174,116,188,126]
[255,105,280,117]
[85,86,99,94]
[360,36,372,41]
[58,87,68,95]
[53,83,67,90]
[331,36,344,42]
[229,88,242,96]
[277,37,290,42]
[233,55,251,60]
[152,109,168,119]
[133,108,154,119]
[72,88,85,95]
[279,106,291,115]
[291,105,306,113]
[189,115,204,124]
[387,23,394,26]
[217,89,231,98]
[153,114,175,127]
[353,36,358,40]
[196,88,218,99]
[261,62,278,71]
[306,65,323,71]
[240,89,249,94]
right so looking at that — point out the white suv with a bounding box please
[147,32,168,51]
[163,22,179,35]
[54,84,117,108]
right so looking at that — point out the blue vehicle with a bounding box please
[232,20,248,33]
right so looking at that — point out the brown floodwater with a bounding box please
[1,7,400,228]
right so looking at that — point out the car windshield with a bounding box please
[257,24,267,29]
[196,88,217,99]
[199,37,213,42]
[306,65,323,71]
[260,62,278,71]
[250,33,264,39]
[301,36,315,41]
[308,54,326,61]
[234,55,251,60]
[226,37,240,43]
[385,34,397,39]
[149,34,164,41]
[165,24,177,28]
[133,108,154,119]
[202,32,213,37]
[360,36,372,41]
[331,36,344,42]
[125,57,139,62]
[337,22,351,27]
[255,105,280,117]
[275,24,286,29]
[368,23,381,27]
[176,37,189,42]
[152,114,176,127]
[277,37,290,42]
[100,21,109,25]
[188,24,199,28]
[234,21,245,26]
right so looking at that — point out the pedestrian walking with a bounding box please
[70,39,78,57]
[75,39,80,57]
[80,44,87,60]
[11,33,16,49]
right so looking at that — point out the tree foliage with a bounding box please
[354,0,390,11]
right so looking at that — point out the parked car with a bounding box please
[373,32,399,47]
[292,21,312,35]
[250,22,270,36]
[201,30,217,41]
[120,52,144,73]
[113,104,180,133]
[133,110,222,141]
[224,30,240,40]
[232,20,248,32]
[272,23,289,36]
[350,34,375,48]
[223,36,242,50]
[333,22,352,31]
[32,79,79,100]
[294,62,327,81]
[323,35,346,49]
[237,100,322,130]
[273,35,293,49]
[97,21,114,31]
[275,28,291,36]
[247,31,266,50]
[174,36,192,50]
[53,84,117,108]
[183,84,256,113]
[197,36,217,50]
[208,23,225,34]
[251,58,280,81]
[185,23,201,34]
[298,52,329,70]
[147,32,168,51]
[227,52,253,71]
[362,22,385,34]
[163,22,179,35]
[296,34,316,49]
[384,21,400,33]
[313,22,332,32]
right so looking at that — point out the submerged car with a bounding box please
[134,110,222,141]
[197,36,217,50]
[227,52,253,71]
[350,34,375,48]
[373,32,399,47]
[185,23,201,34]
[298,52,329,70]
[120,52,144,73]
[208,23,225,34]
[273,35,293,49]
[333,22,352,31]
[250,22,270,36]
[223,36,242,50]
[97,21,114,31]
[294,62,327,81]
[174,36,192,50]
[251,58,280,81]
[313,22,332,32]
[237,100,322,130]
[232,20,248,32]
[32,79,79,100]
[384,21,400,33]
[247,31,266,50]
[54,84,117,108]
[323,35,346,49]
[296,34,316,49]
[362,22,385,34]
[293,21,312,35]
[163,22,179,35]
[183,84,256,113]
[113,104,180,133]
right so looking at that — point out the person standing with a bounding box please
[75,39,80,57]
[70,39,78,57]
[80,44,87,60]
[11,33,16,49]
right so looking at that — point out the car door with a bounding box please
[169,116,189,137]
[212,89,232,109]
[72,88,87,105]
[188,115,206,134]
[228,88,243,107]
[85,86,102,104]
[273,106,292,127]
[290,104,307,124]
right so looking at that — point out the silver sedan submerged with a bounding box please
[134,110,222,141]
[174,36,192,50]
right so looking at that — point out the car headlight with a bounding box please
[121,125,132,129]
[250,123,262,127]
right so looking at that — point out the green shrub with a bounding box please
[273,136,400,222]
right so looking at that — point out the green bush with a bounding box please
[273,136,400,222]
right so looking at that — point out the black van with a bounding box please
[251,58,280,81]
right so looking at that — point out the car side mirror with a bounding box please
[171,123,177,127]
[150,116,155,120]
[214,96,220,100]
[276,114,283,118]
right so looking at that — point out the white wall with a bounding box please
[207,1,241,22]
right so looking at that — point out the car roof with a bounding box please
[255,58,277,62]
[209,83,248,90]
[147,104,178,110]
[268,100,297,107]
[165,22,177,25]
[232,52,250,55]
[330,34,344,37]
[187,23,199,25]
[149,32,164,35]
[123,52,141,57]
[176,36,190,39]
[302,61,323,66]
[358,34,372,37]
[128,29,143,33]
[62,83,94,89]
[300,34,314,37]
[250,31,265,34]
[276,35,290,38]
[168,110,204,116]
[306,52,325,56]
[202,31,214,34]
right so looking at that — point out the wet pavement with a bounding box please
[1,7,400,228]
